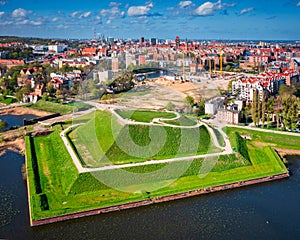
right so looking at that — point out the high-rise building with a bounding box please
[139,55,146,65]
[126,53,136,69]
[112,57,119,72]
[175,36,180,49]
[107,37,114,44]
[139,37,144,44]
[150,38,157,45]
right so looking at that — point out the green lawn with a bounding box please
[27,100,92,115]
[115,109,176,123]
[211,127,225,147]
[68,111,217,167]
[26,118,292,222]
[224,127,300,150]
[162,115,197,126]
[0,96,17,105]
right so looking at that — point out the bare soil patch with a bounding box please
[0,106,50,116]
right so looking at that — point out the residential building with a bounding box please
[205,97,224,115]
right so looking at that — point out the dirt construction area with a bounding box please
[116,77,230,109]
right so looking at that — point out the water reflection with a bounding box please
[0,152,300,239]
[0,114,37,131]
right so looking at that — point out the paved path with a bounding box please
[58,103,233,173]
[79,151,230,173]
[60,122,229,173]
[60,124,85,173]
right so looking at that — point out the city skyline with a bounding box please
[0,0,300,40]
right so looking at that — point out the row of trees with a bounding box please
[251,89,299,130]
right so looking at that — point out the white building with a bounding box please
[205,97,224,115]
[48,45,68,53]
[98,70,113,83]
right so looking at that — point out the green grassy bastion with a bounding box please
[25,112,293,225]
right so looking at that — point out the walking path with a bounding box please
[59,103,233,173]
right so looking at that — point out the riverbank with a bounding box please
[0,106,50,117]
[30,172,289,227]
[275,148,300,157]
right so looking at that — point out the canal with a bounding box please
[0,151,300,239]
[0,114,37,132]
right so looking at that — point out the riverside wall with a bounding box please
[31,172,289,227]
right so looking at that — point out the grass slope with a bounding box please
[26,121,292,221]
[27,100,92,115]
[162,115,197,126]
[115,109,176,123]
[69,111,217,167]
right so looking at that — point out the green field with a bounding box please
[68,111,216,167]
[27,100,92,115]
[162,115,197,126]
[26,119,293,222]
[115,109,176,123]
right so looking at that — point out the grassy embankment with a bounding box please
[26,114,293,221]
[115,109,176,123]
[68,111,217,167]
[26,100,92,115]
[161,115,197,126]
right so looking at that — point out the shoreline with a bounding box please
[30,172,289,227]
[0,106,50,117]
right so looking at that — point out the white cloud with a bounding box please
[0,11,5,17]
[127,2,153,17]
[17,19,43,26]
[80,11,91,18]
[0,20,13,26]
[71,11,80,18]
[100,7,125,19]
[106,19,111,24]
[52,17,59,22]
[194,0,235,16]
[297,1,300,7]
[11,8,28,18]
[239,7,254,15]
[109,2,122,7]
[195,2,214,16]
[57,24,68,29]
[0,1,7,5]
[179,1,193,8]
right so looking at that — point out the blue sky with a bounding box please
[0,0,300,40]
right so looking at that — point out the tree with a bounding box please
[242,105,250,125]
[251,89,259,126]
[281,95,299,130]
[266,96,274,128]
[197,99,205,116]
[185,95,195,114]
[15,88,25,102]
[91,88,101,98]
[279,84,295,96]
[261,92,267,127]
[165,102,175,111]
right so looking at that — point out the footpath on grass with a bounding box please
[27,104,292,226]
[60,108,231,173]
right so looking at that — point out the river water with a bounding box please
[0,114,37,132]
[0,151,300,240]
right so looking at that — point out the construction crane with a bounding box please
[220,50,224,76]
[182,51,185,81]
